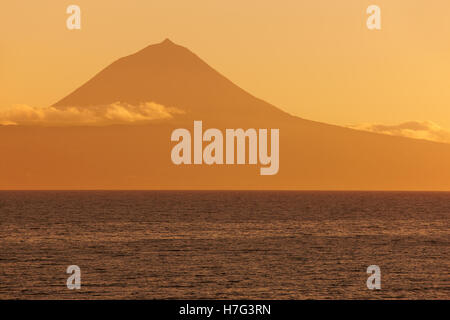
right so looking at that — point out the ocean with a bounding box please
[0,191,448,299]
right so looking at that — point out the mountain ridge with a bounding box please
[53,38,291,123]
[1,39,450,190]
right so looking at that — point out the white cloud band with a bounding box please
[350,121,450,144]
[0,102,184,126]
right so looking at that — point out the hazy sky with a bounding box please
[1,0,450,128]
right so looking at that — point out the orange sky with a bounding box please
[1,0,450,129]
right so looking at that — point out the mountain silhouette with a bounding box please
[1,39,450,190]
[53,38,289,123]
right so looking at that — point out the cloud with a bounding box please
[350,121,450,144]
[0,102,184,126]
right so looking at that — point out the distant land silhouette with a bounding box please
[1,39,450,190]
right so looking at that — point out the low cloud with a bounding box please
[350,121,450,144]
[0,102,184,126]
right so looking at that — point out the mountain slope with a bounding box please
[1,39,450,190]
[53,38,289,123]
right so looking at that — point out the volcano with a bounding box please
[53,38,290,124]
[1,39,450,190]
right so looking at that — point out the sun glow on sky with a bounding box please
[1,0,450,132]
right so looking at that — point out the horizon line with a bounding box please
[1,189,450,192]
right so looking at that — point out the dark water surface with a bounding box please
[0,191,448,299]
